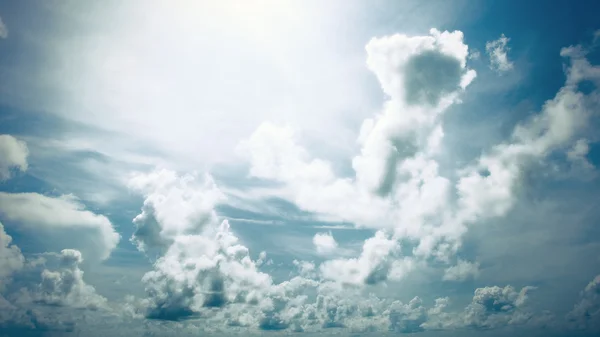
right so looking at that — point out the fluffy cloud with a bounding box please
[129,170,273,321]
[128,169,420,330]
[240,29,476,258]
[0,231,106,332]
[313,232,338,256]
[0,192,120,260]
[461,285,536,329]
[239,28,599,290]
[567,139,591,164]
[386,297,428,333]
[567,274,600,330]
[1,27,586,334]
[320,231,400,285]
[128,169,224,254]
[382,285,537,332]
[0,222,24,291]
[32,249,108,310]
[486,34,514,73]
[0,134,28,181]
[456,47,594,227]
[442,259,480,281]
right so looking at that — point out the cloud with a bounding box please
[0,135,29,181]
[319,231,400,285]
[461,285,536,329]
[0,15,7,39]
[312,232,338,256]
[567,139,590,162]
[403,50,464,106]
[0,192,120,260]
[128,169,224,254]
[456,48,594,227]
[442,259,480,281]
[486,34,514,73]
[30,249,108,310]
[128,170,273,321]
[0,231,106,333]
[386,297,427,333]
[238,28,599,290]
[240,29,476,244]
[567,274,600,331]
[469,49,481,60]
[0,222,24,292]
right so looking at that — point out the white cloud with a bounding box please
[312,232,338,256]
[2,4,599,334]
[567,139,594,170]
[442,259,480,281]
[461,285,536,329]
[128,170,273,320]
[567,274,600,330]
[128,169,224,253]
[3,2,380,170]
[320,231,399,285]
[456,50,593,227]
[0,226,109,331]
[469,49,481,60]
[33,249,108,310]
[239,28,599,277]
[386,296,427,333]
[0,15,7,39]
[0,222,24,292]
[240,29,476,246]
[486,34,514,73]
[568,139,590,162]
[0,192,120,260]
[0,135,28,181]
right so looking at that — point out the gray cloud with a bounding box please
[404,50,463,106]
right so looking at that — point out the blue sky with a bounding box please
[1,1,600,336]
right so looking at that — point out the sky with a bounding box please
[0,1,600,336]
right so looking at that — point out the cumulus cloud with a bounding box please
[0,222,24,292]
[461,285,536,329]
[567,274,600,330]
[382,285,537,332]
[238,28,599,291]
[240,29,476,262]
[313,232,338,256]
[127,169,419,330]
[128,169,224,254]
[0,227,105,332]
[486,34,514,73]
[386,296,427,333]
[567,139,590,162]
[0,192,120,260]
[32,249,108,310]
[128,170,273,321]
[27,29,591,334]
[320,231,400,285]
[0,135,29,181]
[442,259,480,281]
[456,48,594,227]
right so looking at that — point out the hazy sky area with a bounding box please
[1,1,600,336]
